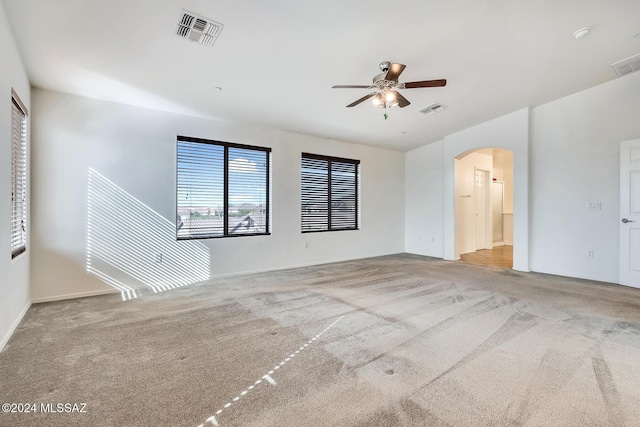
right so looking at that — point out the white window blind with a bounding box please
[176,136,271,239]
[301,153,360,233]
[11,93,27,258]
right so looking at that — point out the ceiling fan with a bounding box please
[332,61,446,109]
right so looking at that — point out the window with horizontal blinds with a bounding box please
[301,153,360,233]
[11,94,27,258]
[176,136,271,239]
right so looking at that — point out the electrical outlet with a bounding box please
[156,253,163,263]
[304,241,309,249]
[587,250,594,258]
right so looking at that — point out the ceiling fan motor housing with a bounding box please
[373,73,395,87]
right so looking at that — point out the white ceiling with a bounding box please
[3,0,640,151]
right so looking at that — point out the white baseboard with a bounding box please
[31,288,119,304]
[529,267,617,285]
[0,301,31,353]
[205,251,404,281]
[29,252,405,303]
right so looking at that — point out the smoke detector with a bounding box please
[418,102,447,115]
[611,53,640,77]
[176,10,223,47]
[572,28,591,39]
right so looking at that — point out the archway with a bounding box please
[442,108,529,272]
[454,148,514,268]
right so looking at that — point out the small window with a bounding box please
[176,136,271,239]
[301,153,360,233]
[11,90,28,258]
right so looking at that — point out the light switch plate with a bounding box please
[586,202,601,210]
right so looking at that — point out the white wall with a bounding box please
[404,140,444,257]
[454,152,493,255]
[405,72,640,284]
[443,109,530,271]
[530,70,640,283]
[503,214,513,246]
[493,149,514,245]
[0,3,31,351]
[404,110,528,264]
[30,89,405,301]
[493,149,514,214]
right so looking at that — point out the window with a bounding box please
[11,90,27,258]
[301,153,360,233]
[176,136,271,239]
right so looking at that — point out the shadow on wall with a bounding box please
[86,168,210,301]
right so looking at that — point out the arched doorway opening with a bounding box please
[454,148,514,268]
[442,108,529,272]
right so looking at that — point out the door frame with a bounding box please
[620,138,640,288]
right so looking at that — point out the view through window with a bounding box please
[177,136,271,239]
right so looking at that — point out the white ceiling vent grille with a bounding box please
[611,53,640,77]
[176,10,223,47]
[418,102,447,115]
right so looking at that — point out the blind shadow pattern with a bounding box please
[87,168,210,301]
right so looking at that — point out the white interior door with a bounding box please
[620,139,640,288]
[475,169,488,250]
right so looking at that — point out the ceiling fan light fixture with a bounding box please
[372,94,382,105]
[385,91,396,102]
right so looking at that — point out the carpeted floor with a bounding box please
[2,254,640,426]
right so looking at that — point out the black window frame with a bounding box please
[301,152,360,233]
[176,135,271,240]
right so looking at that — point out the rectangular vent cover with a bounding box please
[176,10,223,47]
[418,102,447,115]
[611,53,640,77]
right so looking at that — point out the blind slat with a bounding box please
[301,153,359,232]
[11,95,27,257]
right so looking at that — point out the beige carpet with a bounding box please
[2,254,640,426]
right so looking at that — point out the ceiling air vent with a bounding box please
[418,102,447,116]
[176,10,223,47]
[611,53,640,77]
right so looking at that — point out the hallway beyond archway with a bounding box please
[453,147,514,269]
